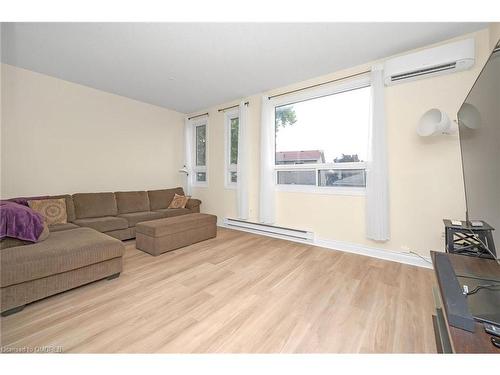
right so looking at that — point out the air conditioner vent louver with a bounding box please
[384,38,475,86]
[390,62,457,82]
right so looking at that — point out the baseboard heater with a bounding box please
[223,218,314,242]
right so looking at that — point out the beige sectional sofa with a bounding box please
[0,187,201,316]
[53,187,200,240]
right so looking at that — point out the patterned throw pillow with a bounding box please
[28,198,68,225]
[168,193,190,209]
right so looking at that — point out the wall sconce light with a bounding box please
[417,108,457,136]
[458,103,481,130]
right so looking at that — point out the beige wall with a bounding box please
[1,64,185,198]
[1,28,492,258]
[192,28,491,257]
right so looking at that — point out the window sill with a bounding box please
[275,184,365,196]
[192,182,209,188]
[224,184,237,190]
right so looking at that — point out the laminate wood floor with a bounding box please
[0,228,436,353]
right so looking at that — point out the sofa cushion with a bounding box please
[28,198,68,225]
[105,227,135,241]
[48,194,76,222]
[73,192,118,219]
[8,194,76,223]
[155,208,192,218]
[168,194,190,209]
[115,191,150,214]
[147,187,184,211]
[185,198,201,210]
[0,227,124,287]
[73,216,128,233]
[48,223,80,233]
[118,211,164,227]
[0,237,31,250]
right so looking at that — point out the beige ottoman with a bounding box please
[135,213,217,256]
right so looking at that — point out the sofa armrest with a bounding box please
[186,198,201,211]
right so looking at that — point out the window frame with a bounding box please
[272,75,371,196]
[192,116,209,187]
[224,109,239,189]
[275,162,367,196]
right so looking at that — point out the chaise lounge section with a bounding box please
[1,227,125,316]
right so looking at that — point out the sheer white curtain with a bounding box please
[259,96,276,224]
[184,117,193,196]
[237,101,249,220]
[366,65,390,241]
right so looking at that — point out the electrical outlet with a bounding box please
[401,245,410,252]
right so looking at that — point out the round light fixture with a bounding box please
[458,103,481,130]
[417,108,457,136]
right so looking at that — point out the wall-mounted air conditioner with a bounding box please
[384,38,475,86]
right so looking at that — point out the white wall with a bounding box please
[190,28,491,257]
[1,64,185,197]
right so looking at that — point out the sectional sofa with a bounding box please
[48,187,201,240]
[1,187,201,316]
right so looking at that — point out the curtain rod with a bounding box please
[267,70,371,100]
[217,101,249,113]
[187,112,209,120]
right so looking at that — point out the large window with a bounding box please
[193,119,208,186]
[274,82,370,193]
[225,111,239,188]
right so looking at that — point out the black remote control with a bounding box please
[484,323,500,337]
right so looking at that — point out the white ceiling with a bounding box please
[1,22,487,113]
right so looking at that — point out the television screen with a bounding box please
[458,39,500,256]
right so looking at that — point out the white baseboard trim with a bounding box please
[217,220,432,269]
[314,238,433,269]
